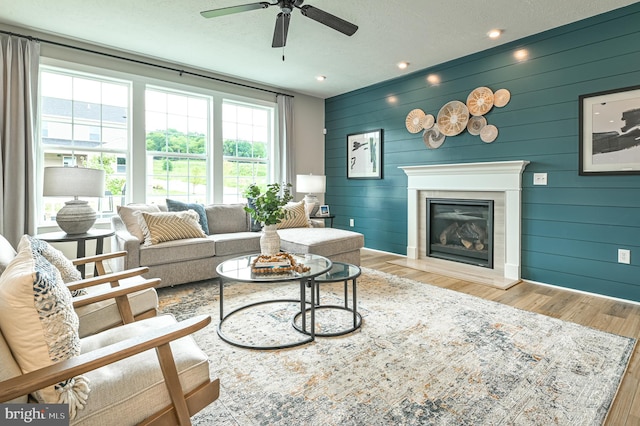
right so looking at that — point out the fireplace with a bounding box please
[399,161,529,289]
[426,198,494,268]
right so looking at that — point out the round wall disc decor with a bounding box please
[466,86,494,116]
[436,101,469,136]
[421,114,435,130]
[423,126,446,149]
[494,88,511,107]
[480,124,498,143]
[405,109,426,133]
[467,116,487,135]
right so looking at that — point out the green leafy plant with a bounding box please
[243,183,293,226]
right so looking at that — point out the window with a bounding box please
[145,87,210,205]
[39,68,130,223]
[222,100,273,203]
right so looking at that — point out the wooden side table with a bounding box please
[311,214,335,228]
[35,228,115,278]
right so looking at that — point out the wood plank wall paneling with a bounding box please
[324,4,640,301]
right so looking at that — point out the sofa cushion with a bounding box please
[206,203,249,234]
[166,199,209,235]
[277,200,310,229]
[0,329,27,403]
[278,228,365,257]
[209,232,261,256]
[0,235,89,417]
[76,315,211,425]
[137,210,207,246]
[117,204,162,242]
[139,237,216,266]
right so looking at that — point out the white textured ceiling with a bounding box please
[0,0,636,98]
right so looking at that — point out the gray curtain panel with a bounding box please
[276,94,294,188]
[0,34,40,247]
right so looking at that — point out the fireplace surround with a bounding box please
[399,161,529,289]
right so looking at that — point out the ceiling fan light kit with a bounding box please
[201,1,358,48]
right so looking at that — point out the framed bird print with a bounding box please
[347,129,383,179]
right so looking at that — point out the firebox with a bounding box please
[426,198,494,268]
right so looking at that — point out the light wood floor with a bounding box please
[361,249,640,425]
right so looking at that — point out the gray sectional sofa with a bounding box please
[111,203,364,287]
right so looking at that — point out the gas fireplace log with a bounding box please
[474,241,484,251]
[460,239,473,249]
[439,222,459,245]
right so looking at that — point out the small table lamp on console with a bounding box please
[296,173,326,217]
[43,166,106,235]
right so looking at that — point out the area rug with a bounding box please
[157,268,636,425]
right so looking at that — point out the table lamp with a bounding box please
[43,166,106,235]
[296,174,326,217]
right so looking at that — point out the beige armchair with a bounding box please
[0,237,220,425]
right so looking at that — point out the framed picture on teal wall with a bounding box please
[347,129,383,179]
[579,85,640,175]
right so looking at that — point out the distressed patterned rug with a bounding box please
[157,268,635,425]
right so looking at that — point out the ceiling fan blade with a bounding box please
[299,5,358,36]
[201,2,271,19]
[272,12,291,48]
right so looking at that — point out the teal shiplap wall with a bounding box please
[324,4,640,302]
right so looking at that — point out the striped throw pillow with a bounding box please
[136,210,207,246]
[277,200,311,229]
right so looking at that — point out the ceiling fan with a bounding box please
[200,0,358,48]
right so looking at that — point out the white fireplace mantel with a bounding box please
[399,161,529,286]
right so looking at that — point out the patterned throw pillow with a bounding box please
[117,204,162,242]
[27,236,87,296]
[0,235,90,419]
[277,200,311,229]
[136,210,207,246]
[166,199,209,235]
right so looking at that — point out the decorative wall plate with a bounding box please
[436,101,469,136]
[421,114,435,130]
[423,125,446,149]
[480,124,498,143]
[466,86,494,116]
[405,109,426,133]
[494,89,511,107]
[467,116,487,135]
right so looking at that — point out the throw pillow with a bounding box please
[136,210,207,246]
[117,204,162,242]
[26,235,87,296]
[277,200,311,229]
[166,199,209,235]
[0,235,90,419]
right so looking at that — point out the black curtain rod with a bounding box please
[1,29,293,98]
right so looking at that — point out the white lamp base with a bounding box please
[55,200,97,235]
[303,194,319,217]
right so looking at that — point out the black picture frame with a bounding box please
[347,129,383,179]
[579,84,640,175]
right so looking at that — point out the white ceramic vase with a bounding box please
[260,224,281,255]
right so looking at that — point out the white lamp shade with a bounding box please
[43,167,106,198]
[296,174,326,194]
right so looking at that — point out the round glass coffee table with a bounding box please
[216,253,332,350]
[293,262,362,337]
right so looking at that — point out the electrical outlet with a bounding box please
[618,249,631,264]
[349,218,355,227]
[533,173,547,185]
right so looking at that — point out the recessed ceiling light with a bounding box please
[514,49,529,61]
[316,75,326,81]
[488,29,503,39]
[426,74,440,85]
[397,61,409,70]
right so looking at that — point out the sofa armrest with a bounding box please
[111,215,141,271]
